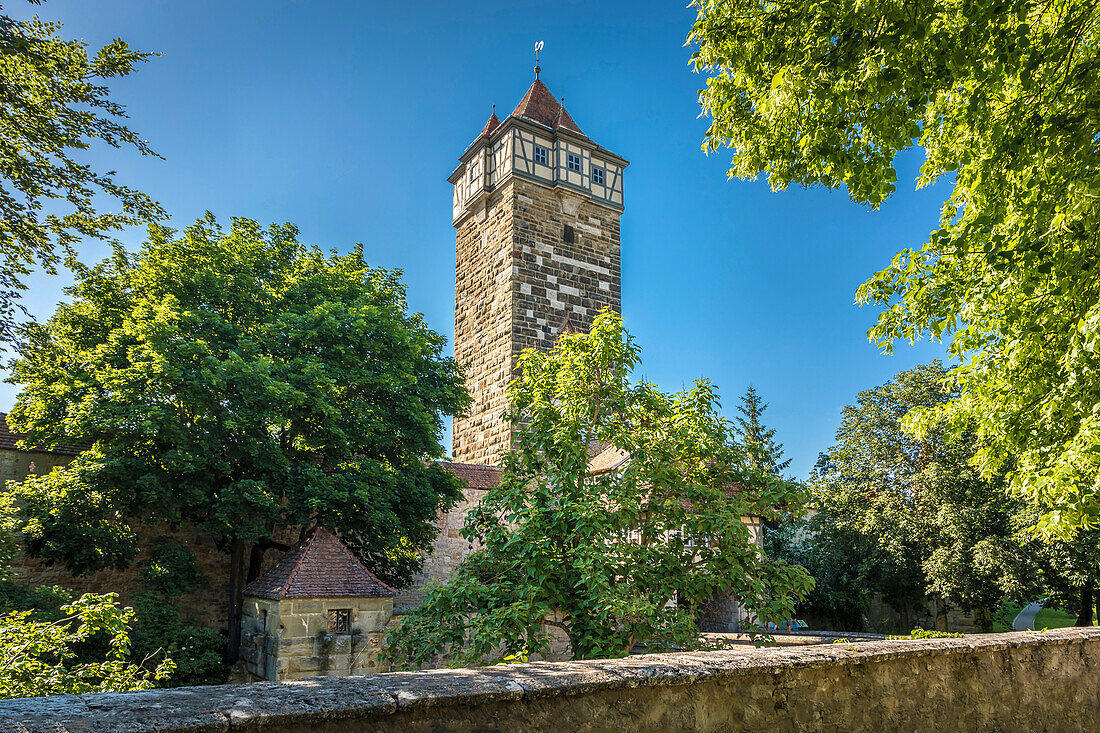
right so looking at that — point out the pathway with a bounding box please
[1013,601,1044,631]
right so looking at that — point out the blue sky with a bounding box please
[3,0,948,479]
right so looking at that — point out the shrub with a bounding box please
[886,628,965,640]
[0,593,173,699]
[129,538,227,687]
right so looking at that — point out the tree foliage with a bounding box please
[765,504,876,630]
[386,310,811,668]
[1003,509,1100,624]
[0,3,163,344]
[0,492,18,581]
[733,384,791,474]
[802,363,1023,631]
[689,0,1100,537]
[0,592,173,699]
[4,215,468,622]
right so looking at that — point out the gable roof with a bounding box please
[511,79,587,139]
[243,526,395,600]
[0,414,89,457]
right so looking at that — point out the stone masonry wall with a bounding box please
[12,522,237,630]
[392,487,488,612]
[451,177,622,466]
[0,448,71,482]
[452,182,517,465]
[510,177,622,355]
[6,627,1099,732]
[240,596,392,681]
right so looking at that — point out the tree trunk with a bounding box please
[226,538,247,663]
[246,542,267,584]
[1076,578,1095,626]
[935,594,949,632]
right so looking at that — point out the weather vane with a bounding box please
[534,40,544,80]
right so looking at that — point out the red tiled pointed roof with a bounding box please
[553,104,585,137]
[478,112,501,137]
[243,526,395,600]
[511,79,587,139]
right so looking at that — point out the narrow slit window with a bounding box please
[563,225,575,244]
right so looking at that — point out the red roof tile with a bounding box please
[243,526,395,600]
[478,111,501,138]
[0,414,89,457]
[511,79,588,139]
[553,103,585,138]
[438,461,501,489]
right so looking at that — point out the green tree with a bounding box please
[0,3,163,344]
[688,0,1100,537]
[733,384,791,474]
[811,363,1022,631]
[385,310,811,668]
[765,500,877,630]
[5,214,469,658]
[1002,510,1100,626]
[0,592,174,699]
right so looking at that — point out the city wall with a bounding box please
[3,627,1097,732]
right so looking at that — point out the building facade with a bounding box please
[449,76,628,465]
[395,74,631,610]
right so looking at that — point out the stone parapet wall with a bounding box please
[5,627,1099,732]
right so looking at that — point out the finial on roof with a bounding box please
[534,40,544,80]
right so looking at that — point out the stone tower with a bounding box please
[449,74,628,465]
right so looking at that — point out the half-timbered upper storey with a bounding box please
[448,78,628,225]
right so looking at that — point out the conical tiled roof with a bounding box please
[478,111,501,138]
[243,526,395,600]
[511,79,587,139]
[552,104,584,137]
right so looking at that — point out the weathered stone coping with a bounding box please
[701,629,887,647]
[767,628,886,640]
[2,627,1098,732]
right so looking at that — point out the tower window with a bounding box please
[563,224,575,243]
[468,164,479,182]
[567,153,582,172]
[534,146,548,166]
[592,167,605,186]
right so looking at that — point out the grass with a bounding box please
[1033,607,1098,630]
